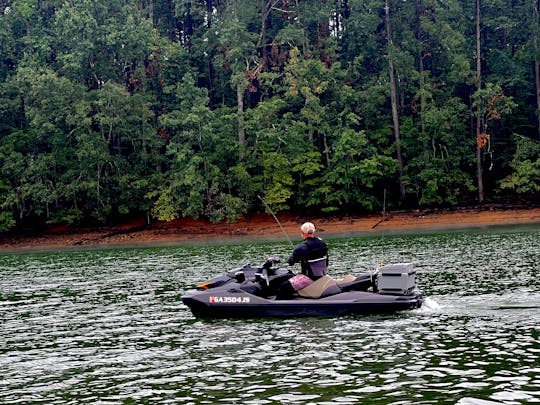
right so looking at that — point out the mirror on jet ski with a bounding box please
[262,256,281,270]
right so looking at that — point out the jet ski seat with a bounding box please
[335,274,356,285]
[338,272,376,292]
[298,275,341,299]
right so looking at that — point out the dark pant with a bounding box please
[275,279,296,300]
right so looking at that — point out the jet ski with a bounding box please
[182,258,423,318]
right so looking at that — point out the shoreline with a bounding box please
[1,206,540,253]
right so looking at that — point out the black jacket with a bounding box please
[287,237,328,279]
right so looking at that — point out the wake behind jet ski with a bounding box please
[182,258,423,318]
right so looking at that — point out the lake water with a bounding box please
[1,226,539,404]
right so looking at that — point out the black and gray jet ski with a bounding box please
[182,258,423,318]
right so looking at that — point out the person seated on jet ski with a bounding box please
[276,222,329,299]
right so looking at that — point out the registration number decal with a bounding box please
[209,296,250,304]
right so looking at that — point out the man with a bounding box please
[287,222,329,280]
[275,222,328,299]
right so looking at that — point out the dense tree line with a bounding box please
[1,0,539,232]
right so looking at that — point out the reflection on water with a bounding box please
[0,227,539,404]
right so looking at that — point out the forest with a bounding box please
[1,0,540,233]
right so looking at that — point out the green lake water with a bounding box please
[1,226,539,404]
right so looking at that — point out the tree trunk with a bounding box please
[385,0,406,203]
[334,0,341,35]
[258,0,278,48]
[416,0,427,138]
[476,0,484,203]
[206,0,216,106]
[142,0,153,21]
[534,0,540,138]
[536,60,540,139]
[237,83,246,160]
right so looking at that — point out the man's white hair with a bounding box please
[301,222,316,235]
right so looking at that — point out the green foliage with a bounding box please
[326,129,397,211]
[499,137,540,194]
[47,209,83,227]
[405,98,475,206]
[148,187,177,222]
[205,192,247,224]
[1,0,540,233]
[472,83,518,134]
[500,159,540,194]
[52,0,159,87]
[0,211,16,233]
[0,175,16,232]
[258,152,294,212]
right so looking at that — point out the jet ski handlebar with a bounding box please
[262,256,281,270]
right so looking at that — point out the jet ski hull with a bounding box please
[182,289,423,318]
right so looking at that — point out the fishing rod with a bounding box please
[513,132,540,145]
[257,195,294,247]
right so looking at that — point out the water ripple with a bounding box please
[1,228,539,403]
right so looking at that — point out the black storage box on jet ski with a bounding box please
[182,258,423,318]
